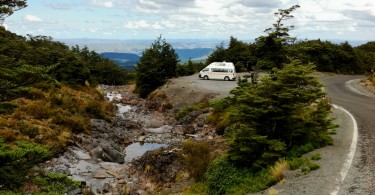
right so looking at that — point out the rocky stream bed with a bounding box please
[41,85,219,194]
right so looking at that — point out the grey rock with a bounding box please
[90,146,104,160]
[101,143,125,164]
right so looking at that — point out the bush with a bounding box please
[206,155,277,195]
[0,139,51,190]
[182,139,211,182]
[206,155,247,194]
[33,172,80,194]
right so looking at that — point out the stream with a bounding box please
[42,90,178,194]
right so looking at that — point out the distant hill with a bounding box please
[100,48,213,70]
[100,52,140,70]
[175,48,213,61]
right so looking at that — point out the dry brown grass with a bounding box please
[270,159,290,181]
[0,85,114,151]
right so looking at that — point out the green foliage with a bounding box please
[205,155,277,195]
[175,101,210,121]
[0,0,27,23]
[176,59,205,76]
[184,182,208,195]
[223,59,334,168]
[206,42,228,65]
[175,106,196,121]
[287,143,314,158]
[182,139,211,182]
[288,40,364,73]
[355,41,375,73]
[206,38,254,71]
[33,172,80,194]
[0,27,129,91]
[287,157,320,174]
[136,35,179,98]
[0,139,51,190]
[310,153,321,160]
[72,46,130,85]
[0,101,18,114]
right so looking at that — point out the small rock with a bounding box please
[208,135,214,140]
[93,170,107,179]
[103,182,110,193]
[138,136,146,142]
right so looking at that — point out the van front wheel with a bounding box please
[224,76,230,81]
[204,75,209,80]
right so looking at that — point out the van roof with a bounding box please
[208,62,234,67]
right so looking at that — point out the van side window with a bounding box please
[212,68,229,72]
[202,68,209,72]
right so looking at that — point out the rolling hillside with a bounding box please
[100,48,213,70]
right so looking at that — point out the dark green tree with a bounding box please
[135,36,178,98]
[287,39,364,74]
[226,36,252,71]
[0,0,27,24]
[356,41,375,72]
[206,42,228,65]
[225,60,333,168]
[254,5,300,69]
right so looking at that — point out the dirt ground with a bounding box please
[157,73,250,110]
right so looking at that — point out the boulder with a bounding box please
[100,143,125,164]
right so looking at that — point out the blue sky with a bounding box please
[3,0,375,41]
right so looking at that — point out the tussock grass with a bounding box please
[270,159,290,181]
[0,85,114,151]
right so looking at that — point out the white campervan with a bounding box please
[199,61,236,81]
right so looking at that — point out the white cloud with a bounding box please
[24,15,43,23]
[87,0,115,8]
[124,20,163,30]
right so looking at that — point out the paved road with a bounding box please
[320,75,375,194]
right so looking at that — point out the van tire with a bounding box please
[224,76,230,81]
[204,75,209,80]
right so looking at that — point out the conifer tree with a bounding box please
[135,36,178,98]
[227,59,333,168]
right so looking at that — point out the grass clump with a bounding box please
[270,159,290,181]
[175,101,210,121]
[310,153,321,160]
[182,139,211,182]
[288,157,320,174]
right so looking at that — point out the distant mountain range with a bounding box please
[58,38,370,70]
[100,48,213,70]
[101,52,140,70]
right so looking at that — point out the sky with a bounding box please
[2,0,375,41]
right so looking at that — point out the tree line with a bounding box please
[0,27,130,101]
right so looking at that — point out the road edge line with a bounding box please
[330,104,358,195]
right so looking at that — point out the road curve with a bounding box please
[320,75,375,195]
